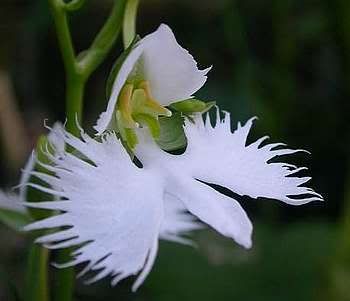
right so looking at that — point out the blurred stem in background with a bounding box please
[271,0,297,134]
[321,161,350,300]
[323,0,350,299]
[326,169,350,300]
[0,71,30,171]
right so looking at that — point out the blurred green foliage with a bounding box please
[0,0,350,300]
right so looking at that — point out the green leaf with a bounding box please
[156,113,187,151]
[0,208,31,232]
[170,99,215,116]
[105,35,140,100]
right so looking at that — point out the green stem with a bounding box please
[78,0,127,76]
[48,0,76,75]
[65,75,85,136]
[49,0,83,136]
[52,249,75,301]
[123,0,140,49]
[25,245,50,301]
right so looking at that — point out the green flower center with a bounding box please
[115,80,172,150]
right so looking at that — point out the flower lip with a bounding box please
[94,23,210,135]
[22,108,322,290]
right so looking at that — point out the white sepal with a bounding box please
[94,24,210,134]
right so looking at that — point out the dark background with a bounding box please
[0,0,349,300]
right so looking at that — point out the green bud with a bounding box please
[170,99,215,116]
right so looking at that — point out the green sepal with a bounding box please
[156,112,187,151]
[106,35,141,100]
[0,208,32,232]
[124,128,138,150]
[115,109,138,151]
[27,135,54,221]
[170,99,216,116]
[134,114,161,139]
[117,123,138,151]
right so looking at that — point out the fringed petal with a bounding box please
[166,179,253,249]
[159,193,203,245]
[24,128,164,290]
[181,110,323,205]
[0,191,26,213]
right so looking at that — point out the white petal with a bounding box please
[0,191,26,213]
[0,121,61,214]
[135,130,252,248]
[140,24,210,105]
[167,178,252,249]
[94,46,144,134]
[24,129,164,289]
[0,151,36,214]
[16,122,65,204]
[94,24,209,134]
[182,110,323,205]
[19,151,36,203]
[47,122,65,156]
[131,237,158,292]
[159,192,202,244]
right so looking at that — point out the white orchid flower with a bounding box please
[94,24,210,148]
[23,109,322,291]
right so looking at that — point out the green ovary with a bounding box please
[115,80,171,150]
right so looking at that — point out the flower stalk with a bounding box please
[123,0,140,49]
[48,0,127,135]
[25,245,50,301]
